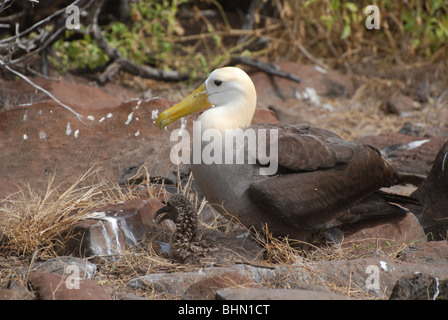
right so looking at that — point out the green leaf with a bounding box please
[330,0,340,11]
[213,34,222,47]
[240,49,252,57]
[341,24,351,39]
[412,38,421,49]
[345,2,358,12]
[320,15,334,31]
[111,22,128,35]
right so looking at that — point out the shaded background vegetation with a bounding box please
[1,0,447,80]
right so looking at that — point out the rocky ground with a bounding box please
[0,61,447,300]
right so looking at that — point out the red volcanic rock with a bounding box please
[28,272,111,300]
[340,212,427,251]
[0,97,183,191]
[0,78,280,194]
[358,133,446,176]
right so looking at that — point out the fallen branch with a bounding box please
[297,44,329,71]
[0,59,84,123]
[108,58,189,82]
[231,56,302,83]
[92,0,188,83]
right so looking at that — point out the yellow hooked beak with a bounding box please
[156,83,210,129]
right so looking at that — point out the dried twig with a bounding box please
[238,0,260,44]
[231,56,301,83]
[6,27,66,66]
[0,0,82,47]
[297,44,330,71]
[0,59,84,122]
[272,0,329,71]
[106,58,189,82]
[1,0,96,68]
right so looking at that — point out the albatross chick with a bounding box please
[154,193,262,264]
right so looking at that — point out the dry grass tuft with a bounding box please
[94,238,189,299]
[253,224,304,265]
[0,169,108,257]
[0,166,164,258]
[0,165,206,297]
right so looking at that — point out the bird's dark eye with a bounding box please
[214,80,222,86]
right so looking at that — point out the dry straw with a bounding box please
[0,167,161,258]
[0,168,105,257]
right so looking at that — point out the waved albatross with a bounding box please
[156,67,405,242]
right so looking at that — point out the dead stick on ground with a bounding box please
[297,44,330,71]
[0,59,84,123]
[231,56,302,83]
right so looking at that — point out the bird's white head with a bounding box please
[157,67,257,132]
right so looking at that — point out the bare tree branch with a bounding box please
[0,0,96,68]
[0,0,82,45]
[5,27,65,66]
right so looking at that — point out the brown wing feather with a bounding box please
[251,124,356,171]
[248,124,399,231]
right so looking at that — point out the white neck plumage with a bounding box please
[198,90,256,133]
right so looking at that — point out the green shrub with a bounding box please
[49,0,448,77]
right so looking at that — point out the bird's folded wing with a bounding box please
[247,124,400,229]
[252,123,357,171]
